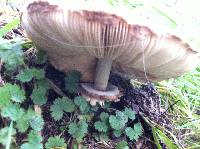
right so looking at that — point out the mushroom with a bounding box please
[21,0,200,105]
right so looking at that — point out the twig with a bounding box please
[46,78,66,97]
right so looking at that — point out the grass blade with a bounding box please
[152,6,177,28]
[6,121,13,149]
[0,17,20,37]
[155,128,178,149]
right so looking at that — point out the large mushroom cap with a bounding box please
[22,0,200,83]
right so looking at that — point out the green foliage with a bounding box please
[0,85,11,106]
[45,136,67,149]
[94,112,109,132]
[107,0,143,9]
[0,17,20,37]
[0,125,16,147]
[16,68,34,82]
[100,112,109,121]
[35,50,47,64]
[74,96,90,114]
[152,127,178,149]
[152,6,177,28]
[123,107,135,120]
[109,108,136,131]
[0,16,45,149]
[93,109,111,141]
[156,67,200,147]
[125,123,143,141]
[31,79,50,106]
[68,120,88,143]
[31,86,47,105]
[27,130,42,145]
[0,121,16,149]
[0,38,24,72]
[113,129,122,137]
[0,127,11,146]
[29,115,44,131]
[94,121,109,133]
[109,111,128,130]
[20,130,43,149]
[93,108,139,141]
[116,140,129,149]
[37,79,50,90]
[9,109,44,133]
[16,68,45,83]
[50,97,75,121]
[65,70,81,93]
[16,109,35,133]
[94,108,139,141]
[72,143,87,149]
[5,121,13,149]
[0,83,25,106]
[1,103,24,121]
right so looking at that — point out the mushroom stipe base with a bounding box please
[81,83,120,105]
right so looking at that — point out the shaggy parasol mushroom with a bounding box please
[22,0,200,105]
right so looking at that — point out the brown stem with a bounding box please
[94,58,112,91]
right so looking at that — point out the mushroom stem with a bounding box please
[94,58,112,91]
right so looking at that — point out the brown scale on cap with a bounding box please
[22,0,200,105]
[80,10,126,25]
[169,35,198,54]
[27,1,59,14]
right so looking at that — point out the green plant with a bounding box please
[107,0,143,9]
[68,119,88,143]
[6,121,13,149]
[116,140,129,149]
[1,103,24,121]
[0,126,16,147]
[152,127,178,149]
[50,97,75,121]
[109,108,143,139]
[0,34,45,148]
[28,73,49,106]
[0,84,44,148]
[16,68,45,83]
[109,111,128,130]
[93,107,143,146]
[0,38,24,72]
[16,109,38,133]
[125,123,143,141]
[16,67,48,106]
[31,86,47,105]
[94,112,109,132]
[74,96,90,114]
[20,130,43,149]
[45,136,67,149]
[35,50,47,64]
[65,70,81,93]
[0,17,20,38]
[156,67,200,148]
[0,83,25,106]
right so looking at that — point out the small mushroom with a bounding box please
[22,0,200,105]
